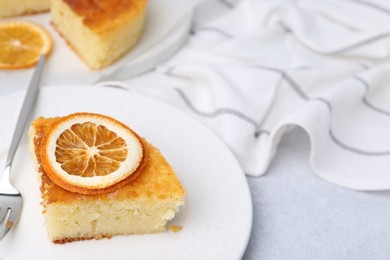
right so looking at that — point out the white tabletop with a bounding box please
[243,127,390,260]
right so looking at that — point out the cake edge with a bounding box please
[50,0,147,70]
[50,21,99,70]
[28,118,185,244]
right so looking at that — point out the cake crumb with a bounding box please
[170,226,183,233]
[6,220,14,229]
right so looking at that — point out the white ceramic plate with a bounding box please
[0,86,252,260]
[0,0,197,93]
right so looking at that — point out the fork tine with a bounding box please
[0,196,22,241]
[7,204,22,227]
[0,206,9,223]
[0,209,12,240]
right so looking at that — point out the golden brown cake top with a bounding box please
[31,117,185,204]
[63,0,147,32]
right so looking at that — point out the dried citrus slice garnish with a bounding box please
[0,21,52,69]
[40,113,144,194]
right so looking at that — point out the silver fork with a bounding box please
[0,55,46,240]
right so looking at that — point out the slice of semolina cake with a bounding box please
[51,0,147,69]
[29,115,185,243]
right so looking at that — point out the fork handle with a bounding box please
[3,55,45,171]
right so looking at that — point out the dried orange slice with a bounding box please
[0,21,52,69]
[40,113,144,194]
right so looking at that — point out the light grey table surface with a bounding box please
[243,127,390,260]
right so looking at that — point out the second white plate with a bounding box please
[0,0,195,94]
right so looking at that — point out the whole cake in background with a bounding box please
[51,0,147,69]
[29,113,185,243]
[0,0,50,18]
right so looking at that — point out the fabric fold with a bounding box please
[98,0,390,190]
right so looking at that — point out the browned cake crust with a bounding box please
[62,0,147,33]
[55,234,112,244]
[31,117,185,205]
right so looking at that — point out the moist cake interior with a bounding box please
[29,117,185,243]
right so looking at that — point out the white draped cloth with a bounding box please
[99,0,390,190]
